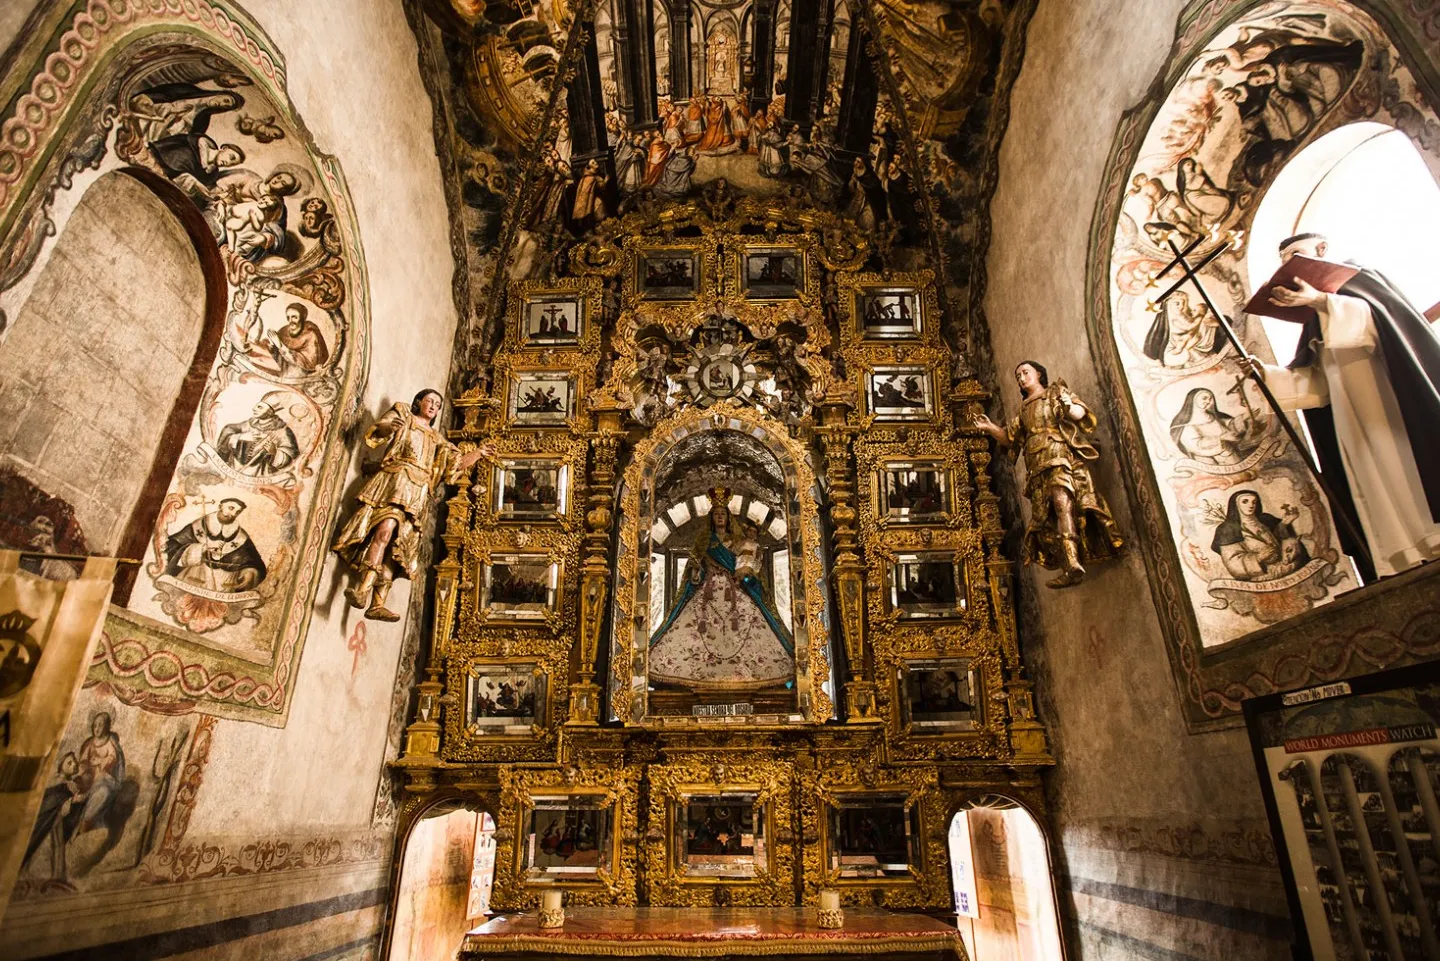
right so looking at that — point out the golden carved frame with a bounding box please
[645,755,796,905]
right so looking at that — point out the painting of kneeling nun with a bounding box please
[163,498,267,594]
[1169,386,1263,466]
[1210,489,1311,582]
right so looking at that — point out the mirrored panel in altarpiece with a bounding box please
[394,192,1055,910]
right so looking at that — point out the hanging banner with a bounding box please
[0,550,116,910]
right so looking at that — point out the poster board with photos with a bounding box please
[1245,661,1440,961]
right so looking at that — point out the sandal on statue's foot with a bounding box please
[365,605,401,622]
[1046,568,1085,589]
[345,587,371,609]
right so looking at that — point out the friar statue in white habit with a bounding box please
[1249,232,1440,578]
[332,389,489,620]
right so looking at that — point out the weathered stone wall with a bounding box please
[0,172,205,552]
[990,1,1284,958]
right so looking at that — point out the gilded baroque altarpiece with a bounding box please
[392,193,1054,909]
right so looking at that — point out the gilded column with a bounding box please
[569,402,625,724]
[817,393,879,722]
[396,393,498,793]
[953,388,1051,764]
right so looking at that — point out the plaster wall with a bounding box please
[179,0,458,839]
[985,1,1290,958]
[0,1,456,959]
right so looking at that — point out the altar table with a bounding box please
[459,907,968,960]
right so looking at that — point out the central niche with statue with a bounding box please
[398,190,1053,915]
[631,422,814,718]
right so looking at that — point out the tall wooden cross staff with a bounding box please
[1148,228,1374,571]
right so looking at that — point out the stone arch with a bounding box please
[947,793,1065,960]
[0,3,371,723]
[1086,0,1440,725]
[383,793,500,961]
[0,163,226,606]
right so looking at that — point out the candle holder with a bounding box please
[539,890,565,929]
[817,889,843,929]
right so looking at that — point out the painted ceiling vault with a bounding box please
[408,0,1033,388]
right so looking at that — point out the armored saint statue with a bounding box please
[648,489,794,691]
[332,389,487,620]
[974,361,1124,588]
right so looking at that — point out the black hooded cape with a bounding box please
[1287,266,1440,571]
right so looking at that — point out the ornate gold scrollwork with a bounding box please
[399,197,1052,912]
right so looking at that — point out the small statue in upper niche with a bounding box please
[632,344,675,426]
[332,389,489,620]
[973,361,1124,588]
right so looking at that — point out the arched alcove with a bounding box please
[0,168,224,590]
[387,802,498,961]
[0,20,370,722]
[948,796,1064,961]
[1098,0,1440,671]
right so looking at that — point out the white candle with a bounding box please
[541,889,563,912]
[819,889,840,912]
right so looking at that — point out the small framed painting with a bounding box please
[888,552,967,620]
[878,463,950,525]
[637,249,701,301]
[522,794,614,880]
[495,459,568,522]
[865,366,933,421]
[741,247,803,300]
[480,554,560,621]
[899,659,981,733]
[508,372,574,427]
[465,661,547,734]
[676,793,767,879]
[522,295,584,347]
[827,794,918,879]
[857,287,923,339]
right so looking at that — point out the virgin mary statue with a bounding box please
[648,490,794,691]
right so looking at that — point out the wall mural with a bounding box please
[1107,1,1440,647]
[0,9,369,724]
[12,687,199,899]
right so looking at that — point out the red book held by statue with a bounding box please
[1244,254,1360,323]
